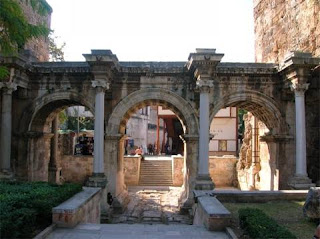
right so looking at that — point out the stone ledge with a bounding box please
[52,187,101,228]
[211,190,309,202]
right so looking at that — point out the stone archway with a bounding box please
[210,90,290,190]
[17,90,94,182]
[105,88,199,209]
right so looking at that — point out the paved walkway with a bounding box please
[47,223,230,239]
[112,186,191,224]
[46,187,231,238]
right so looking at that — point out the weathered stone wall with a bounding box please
[18,0,51,62]
[123,156,141,185]
[306,73,320,185]
[172,156,184,186]
[254,0,320,63]
[60,155,93,184]
[209,156,237,187]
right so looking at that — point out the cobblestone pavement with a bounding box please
[112,186,192,225]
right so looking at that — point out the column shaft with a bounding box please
[93,88,105,174]
[294,92,307,176]
[50,116,59,167]
[0,89,13,171]
[198,91,210,176]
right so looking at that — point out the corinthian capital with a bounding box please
[92,80,110,92]
[290,82,309,96]
[196,79,213,93]
[0,82,17,94]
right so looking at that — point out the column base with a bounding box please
[288,175,315,189]
[86,173,108,188]
[0,169,14,181]
[195,174,215,190]
[48,167,62,184]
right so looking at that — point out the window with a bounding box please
[218,140,227,151]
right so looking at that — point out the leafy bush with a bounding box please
[0,181,82,238]
[239,208,297,239]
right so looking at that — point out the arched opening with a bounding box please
[105,88,199,223]
[210,91,288,191]
[25,92,95,184]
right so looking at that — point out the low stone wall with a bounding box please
[172,156,184,186]
[60,155,93,184]
[209,156,237,187]
[52,187,101,228]
[124,156,141,185]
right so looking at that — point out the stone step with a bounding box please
[139,160,173,186]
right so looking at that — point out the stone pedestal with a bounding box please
[195,174,215,190]
[288,176,315,190]
[48,167,62,184]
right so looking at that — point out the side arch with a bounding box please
[210,90,288,133]
[19,90,94,133]
[107,88,199,136]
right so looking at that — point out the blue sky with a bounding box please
[46,0,254,62]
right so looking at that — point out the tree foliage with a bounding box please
[49,32,65,62]
[0,0,51,81]
[0,0,51,55]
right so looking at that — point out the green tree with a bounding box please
[49,32,65,62]
[0,0,51,79]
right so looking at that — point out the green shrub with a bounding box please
[0,181,82,238]
[239,208,297,239]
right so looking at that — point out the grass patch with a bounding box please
[0,181,82,238]
[239,208,296,238]
[224,201,317,239]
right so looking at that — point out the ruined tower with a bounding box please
[254,0,320,185]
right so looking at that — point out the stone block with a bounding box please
[303,187,320,219]
[193,193,231,231]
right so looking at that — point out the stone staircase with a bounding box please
[139,160,173,186]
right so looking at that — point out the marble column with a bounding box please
[289,82,315,188]
[292,83,308,176]
[86,80,109,187]
[0,83,17,177]
[195,79,214,190]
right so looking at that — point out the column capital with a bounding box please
[196,79,213,93]
[91,80,110,92]
[290,82,309,96]
[0,82,17,94]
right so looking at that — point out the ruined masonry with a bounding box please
[0,48,319,211]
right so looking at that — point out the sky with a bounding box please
[46,0,255,62]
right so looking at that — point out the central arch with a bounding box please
[105,88,199,209]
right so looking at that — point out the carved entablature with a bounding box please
[217,63,277,76]
[83,49,120,82]
[187,48,224,81]
[279,51,320,87]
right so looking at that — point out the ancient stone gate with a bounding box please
[0,49,319,210]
